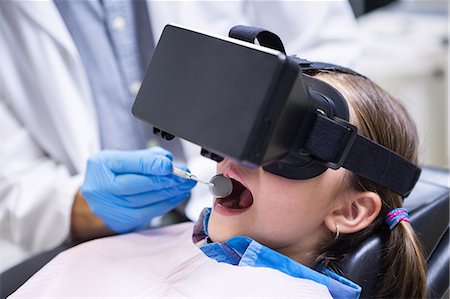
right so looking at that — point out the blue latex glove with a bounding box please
[80,147,196,233]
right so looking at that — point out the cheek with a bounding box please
[256,175,326,216]
[250,176,332,245]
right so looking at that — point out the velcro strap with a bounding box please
[229,25,286,54]
[344,134,421,197]
[305,114,421,197]
[305,114,354,164]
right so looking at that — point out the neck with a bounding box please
[278,247,318,267]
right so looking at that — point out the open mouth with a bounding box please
[216,178,254,209]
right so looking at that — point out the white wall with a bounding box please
[354,1,448,168]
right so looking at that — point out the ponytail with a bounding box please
[377,220,426,298]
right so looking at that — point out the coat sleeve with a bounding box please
[0,1,96,270]
[244,0,360,66]
[0,97,83,259]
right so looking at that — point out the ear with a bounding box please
[324,191,382,235]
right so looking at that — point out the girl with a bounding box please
[10,70,425,299]
[203,69,426,298]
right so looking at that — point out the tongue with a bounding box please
[238,189,253,208]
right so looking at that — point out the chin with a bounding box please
[207,215,241,243]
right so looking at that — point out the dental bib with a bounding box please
[10,223,331,298]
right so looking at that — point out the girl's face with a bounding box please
[208,158,349,265]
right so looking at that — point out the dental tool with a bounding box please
[172,167,232,198]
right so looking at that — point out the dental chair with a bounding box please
[1,166,449,299]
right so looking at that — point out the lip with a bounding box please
[220,163,250,191]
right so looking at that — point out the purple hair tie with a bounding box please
[385,208,410,230]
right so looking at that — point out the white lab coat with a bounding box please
[0,0,359,271]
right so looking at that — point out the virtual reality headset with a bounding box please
[132,24,421,197]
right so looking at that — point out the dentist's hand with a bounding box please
[80,147,196,233]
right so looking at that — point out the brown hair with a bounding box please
[311,71,426,298]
